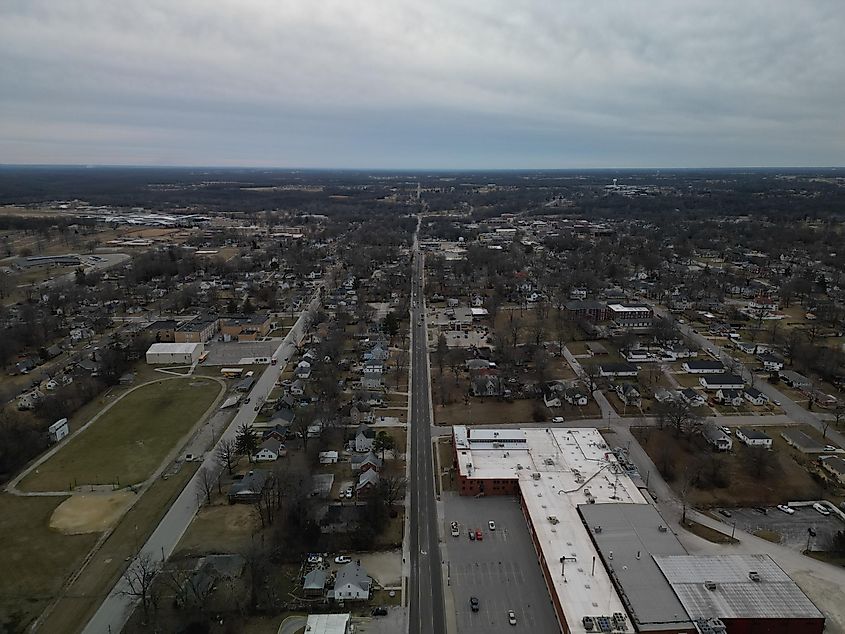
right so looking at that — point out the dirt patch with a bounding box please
[175,501,258,556]
[49,491,134,534]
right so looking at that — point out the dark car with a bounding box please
[808,527,817,537]
[470,597,480,612]
[468,529,475,540]
[718,509,732,518]
[371,607,388,616]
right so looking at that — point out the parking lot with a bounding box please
[442,493,559,633]
[203,340,279,365]
[715,505,845,550]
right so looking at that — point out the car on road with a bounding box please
[772,400,781,406]
[334,555,351,564]
[718,509,732,518]
[808,527,817,537]
[470,597,480,612]
[824,445,838,452]
[755,507,768,515]
[468,529,475,541]
[307,554,323,564]
[371,607,388,616]
[488,520,496,530]
[451,522,460,537]
[777,504,795,515]
[254,404,260,411]
[813,502,831,516]
[244,396,250,404]
[508,610,517,625]
[552,416,565,423]
[475,529,483,540]
[184,453,197,462]
[345,486,353,498]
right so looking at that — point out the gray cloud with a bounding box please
[1,0,843,167]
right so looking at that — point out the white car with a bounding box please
[334,555,351,564]
[345,486,354,498]
[777,504,795,515]
[813,502,831,516]
[450,522,460,537]
[824,445,838,452]
[552,416,565,423]
[307,555,323,564]
[719,426,731,436]
[488,520,496,531]
[508,610,517,626]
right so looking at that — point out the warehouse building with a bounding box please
[145,342,204,365]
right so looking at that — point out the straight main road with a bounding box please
[408,225,446,634]
[81,287,324,634]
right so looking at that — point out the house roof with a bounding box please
[258,438,284,453]
[701,373,743,385]
[303,569,327,590]
[334,561,371,593]
[737,427,771,441]
[684,360,725,370]
[357,469,380,489]
[228,470,269,497]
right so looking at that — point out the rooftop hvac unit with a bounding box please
[704,580,717,591]
[582,616,595,631]
[658,525,668,532]
[548,516,559,525]
[544,458,555,465]
[593,525,602,533]
[516,464,523,470]
[748,571,761,582]
[532,472,541,480]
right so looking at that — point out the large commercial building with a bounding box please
[145,342,204,365]
[452,425,824,634]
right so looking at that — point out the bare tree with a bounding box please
[655,400,703,437]
[120,552,161,624]
[195,465,216,506]
[378,475,408,507]
[215,437,239,475]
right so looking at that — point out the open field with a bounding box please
[0,494,100,629]
[20,377,220,491]
[37,463,200,633]
[49,491,134,534]
[435,398,540,426]
[633,425,825,507]
[174,497,258,557]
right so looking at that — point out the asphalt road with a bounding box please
[81,287,323,634]
[408,230,446,634]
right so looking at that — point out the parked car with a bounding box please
[488,520,496,531]
[451,522,460,537]
[719,426,731,435]
[777,504,795,515]
[468,529,475,541]
[718,509,732,518]
[345,486,353,498]
[334,555,351,564]
[552,416,565,423]
[475,529,483,540]
[508,610,517,625]
[808,527,817,537]
[307,554,323,564]
[470,597,480,612]
[813,502,831,516]
[371,607,388,616]
[824,445,838,452]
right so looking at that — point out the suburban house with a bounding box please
[17,388,44,411]
[543,390,562,408]
[716,389,743,407]
[615,383,641,407]
[471,374,502,397]
[363,343,389,363]
[820,456,845,485]
[228,470,270,503]
[682,360,725,374]
[350,402,374,425]
[563,387,589,406]
[351,451,383,473]
[758,353,784,372]
[736,428,773,449]
[699,374,744,391]
[303,569,327,597]
[779,370,812,389]
[290,379,305,396]
[679,388,706,407]
[318,451,339,464]
[362,366,383,390]
[743,388,769,406]
[465,358,495,371]
[332,561,372,601]
[253,438,286,462]
[354,424,375,452]
[356,469,380,495]
[598,362,639,378]
[781,429,826,454]
[295,361,312,380]
[653,387,676,403]
[624,349,657,363]
[703,426,733,452]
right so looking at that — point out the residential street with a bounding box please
[81,288,324,634]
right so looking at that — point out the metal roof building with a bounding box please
[579,504,697,633]
[653,554,824,634]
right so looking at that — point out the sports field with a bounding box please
[20,378,221,492]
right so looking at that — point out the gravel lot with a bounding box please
[442,493,559,634]
[715,505,845,550]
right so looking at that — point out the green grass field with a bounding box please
[20,378,221,492]
[0,494,99,630]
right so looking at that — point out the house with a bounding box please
[820,456,845,485]
[350,402,374,425]
[253,438,286,462]
[716,389,743,407]
[702,426,733,452]
[781,429,826,454]
[465,358,495,371]
[17,388,44,411]
[653,387,676,403]
[565,300,610,323]
[682,360,725,374]
[354,424,376,452]
[615,383,641,407]
[586,342,608,356]
[228,470,270,503]
[290,378,305,396]
[319,451,339,464]
[736,428,773,449]
[699,374,744,391]
[779,370,812,389]
[758,353,784,372]
[14,358,37,375]
[351,451,383,473]
[679,388,706,407]
[362,366,383,390]
[624,349,657,363]
[220,312,272,341]
[332,561,372,601]
[598,362,638,378]
[48,418,69,443]
[563,387,588,406]
[271,407,296,426]
[303,569,327,597]
[363,343,389,363]
[743,387,769,406]
[356,469,380,495]
[570,287,587,300]
[295,361,312,380]
[543,391,561,408]
[471,374,502,397]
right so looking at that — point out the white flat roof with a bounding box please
[146,342,203,354]
[304,613,350,634]
[454,426,647,632]
[608,304,651,313]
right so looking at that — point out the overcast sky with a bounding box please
[1,1,844,169]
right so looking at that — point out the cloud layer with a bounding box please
[2,1,844,168]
